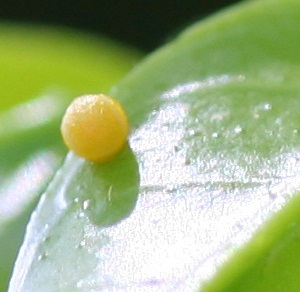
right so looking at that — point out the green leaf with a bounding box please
[202,192,300,291]
[9,0,300,291]
[0,23,141,292]
[9,148,139,291]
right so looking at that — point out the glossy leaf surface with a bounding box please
[9,0,300,291]
[0,23,141,292]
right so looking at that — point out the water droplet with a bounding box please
[253,103,272,119]
[83,200,90,210]
[263,103,272,110]
[188,129,195,136]
[77,212,85,219]
[293,129,299,135]
[212,132,219,138]
[38,252,48,261]
[73,197,80,203]
[234,125,243,134]
[165,185,177,193]
[78,240,86,249]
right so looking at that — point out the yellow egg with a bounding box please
[61,94,129,163]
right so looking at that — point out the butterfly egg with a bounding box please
[61,94,129,163]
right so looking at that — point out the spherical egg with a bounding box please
[61,94,129,163]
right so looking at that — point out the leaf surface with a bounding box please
[0,23,141,292]
[9,0,300,291]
